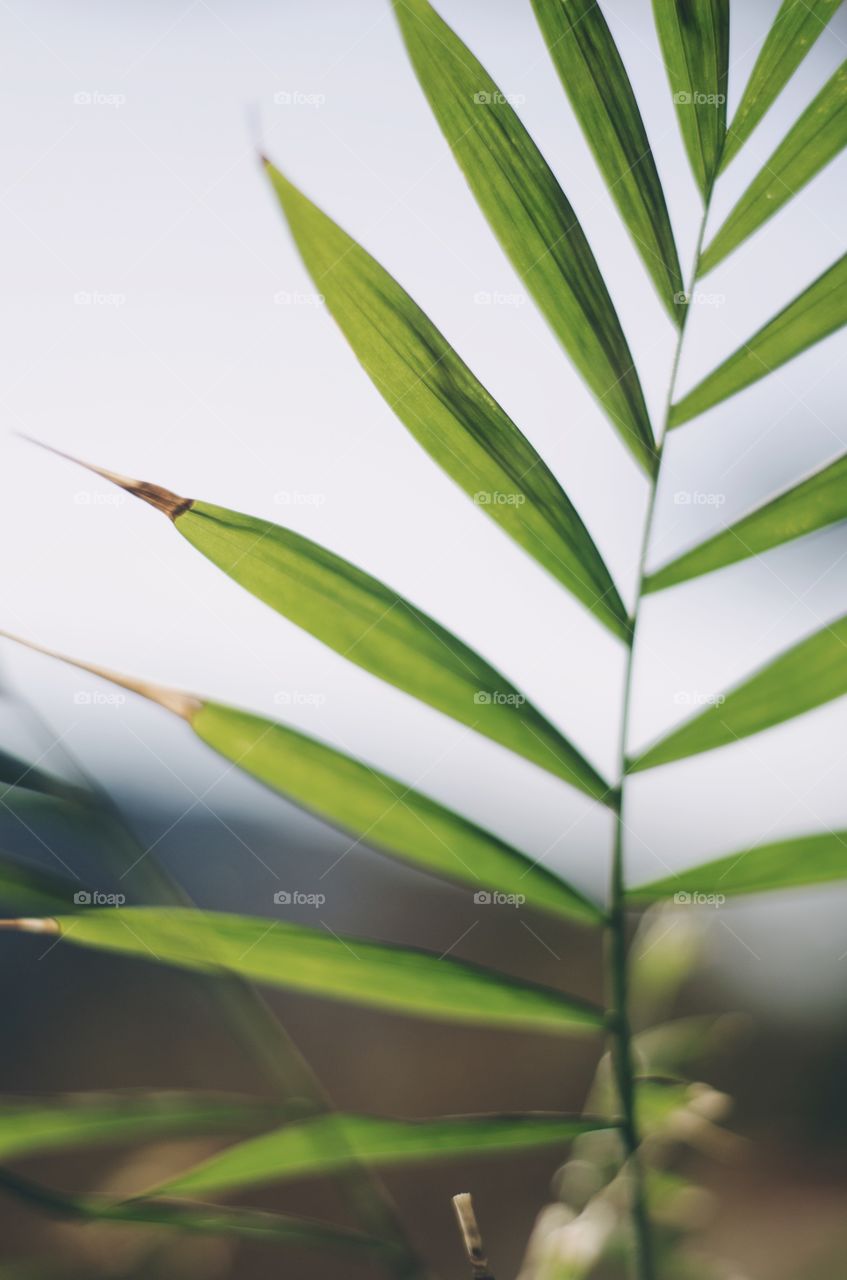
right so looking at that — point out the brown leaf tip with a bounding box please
[19,436,192,522]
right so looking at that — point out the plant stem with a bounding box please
[606,190,715,1280]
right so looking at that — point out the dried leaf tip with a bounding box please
[19,435,192,522]
[0,917,60,935]
[452,1193,495,1279]
[0,633,203,723]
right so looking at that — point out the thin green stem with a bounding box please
[606,188,716,1280]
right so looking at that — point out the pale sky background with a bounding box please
[1,0,846,1011]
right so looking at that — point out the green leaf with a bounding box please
[720,0,844,172]
[669,253,847,427]
[644,450,847,592]
[700,61,847,275]
[264,165,630,640]
[0,1091,272,1163]
[0,854,76,915]
[0,748,80,806]
[153,1111,609,1199]
[627,830,847,902]
[652,0,730,195]
[192,702,603,925]
[42,908,604,1036]
[175,500,613,802]
[530,0,685,322]
[392,0,657,473]
[628,613,847,771]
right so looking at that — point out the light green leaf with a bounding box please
[700,62,847,275]
[175,500,613,802]
[42,908,604,1036]
[192,702,603,925]
[669,253,847,427]
[393,0,657,473]
[153,1111,609,1199]
[0,854,76,915]
[627,830,847,902]
[0,1091,271,1163]
[628,613,847,771]
[644,450,847,592]
[720,0,844,172]
[530,0,684,322]
[652,0,729,195]
[264,164,630,639]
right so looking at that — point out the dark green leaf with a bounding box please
[265,164,630,639]
[192,702,603,924]
[393,0,657,473]
[669,253,847,427]
[628,830,847,902]
[720,0,844,172]
[0,854,76,915]
[628,613,847,770]
[644,451,847,591]
[0,749,80,806]
[700,61,847,275]
[43,908,604,1036]
[531,0,685,321]
[175,500,613,802]
[153,1111,610,1199]
[652,0,730,195]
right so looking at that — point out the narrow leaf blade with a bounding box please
[192,702,603,925]
[531,0,685,321]
[700,61,847,275]
[393,0,657,473]
[44,908,604,1036]
[0,1091,271,1163]
[154,1111,609,1199]
[720,0,844,171]
[669,253,847,427]
[265,165,630,639]
[175,500,613,802]
[628,613,847,770]
[0,855,77,916]
[652,0,730,195]
[644,451,847,592]
[628,830,847,902]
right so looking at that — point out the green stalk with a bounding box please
[606,185,716,1280]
